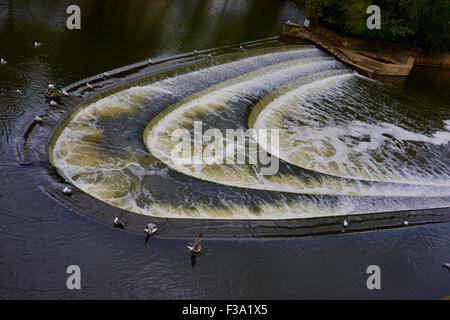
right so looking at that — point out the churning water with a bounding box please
[51,46,450,220]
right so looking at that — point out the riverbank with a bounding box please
[281,20,450,77]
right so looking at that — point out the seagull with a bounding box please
[148,58,155,65]
[207,54,213,59]
[1,58,7,65]
[34,42,42,48]
[193,49,199,56]
[34,116,43,124]
[187,233,202,253]
[86,83,93,90]
[62,187,73,195]
[16,89,22,95]
[343,219,348,227]
[48,84,55,90]
[50,100,58,106]
[62,89,70,97]
[403,220,409,226]
[113,217,126,229]
[239,45,245,51]
[144,223,158,236]
[103,72,110,78]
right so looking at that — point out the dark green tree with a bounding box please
[297,0,449,51]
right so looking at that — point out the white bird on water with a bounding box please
[34,42,42,48]
[193,49,199,56]
[16,89,22,95]
[50,100,58,106]
[188,233,203,253]
[148,58,155,65]
[48,84,55,90]
[1,58,7,65]
[86,83,93,90]
[62,89,70,97]
[103,72,110,78]
[343,219,348,227]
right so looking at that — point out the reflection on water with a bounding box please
[0,0,449,299]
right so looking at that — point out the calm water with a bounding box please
[1,0,449,299]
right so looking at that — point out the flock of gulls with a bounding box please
[61,186,202,253]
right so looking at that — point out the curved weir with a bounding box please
[250,73,450,186]
[45,40,450,234]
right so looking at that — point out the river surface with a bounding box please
[0,0,449,299]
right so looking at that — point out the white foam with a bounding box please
[254,74,450,186]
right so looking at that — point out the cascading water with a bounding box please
[50,45,450,220]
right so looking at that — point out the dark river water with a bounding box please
[1,0,449,299]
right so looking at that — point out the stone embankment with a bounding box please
[282,21,449,77]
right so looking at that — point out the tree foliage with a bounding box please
[298,0,449,52]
